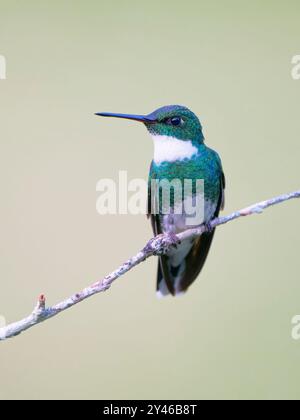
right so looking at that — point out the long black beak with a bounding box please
[95,112,156,124]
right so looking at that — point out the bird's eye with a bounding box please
[171,117,182,126]
[163,116,184,126]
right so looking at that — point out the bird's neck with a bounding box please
[151,135,202,165]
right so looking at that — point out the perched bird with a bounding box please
[96,105,225,297]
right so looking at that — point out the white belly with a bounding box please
[161,198,217,234]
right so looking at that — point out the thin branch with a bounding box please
[0,190,299,341]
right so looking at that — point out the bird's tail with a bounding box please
[156,257,187,298]
[156,262,171,298]
[156,231,216,298]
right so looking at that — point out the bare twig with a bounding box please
[0,190,299,341]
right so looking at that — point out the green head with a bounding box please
[96,105,204,144]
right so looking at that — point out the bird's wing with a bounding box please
[147,162,160,234]
[147,164,176,295]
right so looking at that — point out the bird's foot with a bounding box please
[164,232,181,250]
[204,221,214,234]
[144,232,181,255]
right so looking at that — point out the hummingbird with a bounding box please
[96,105,225,297]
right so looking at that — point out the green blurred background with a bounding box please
[0,0,300,400]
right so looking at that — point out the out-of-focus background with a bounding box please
[0,0,299,400]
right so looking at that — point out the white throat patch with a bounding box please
[152,135,198,164]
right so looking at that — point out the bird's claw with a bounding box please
[204,221,214,233]
[145,233,181,255]
[164,232,181,250]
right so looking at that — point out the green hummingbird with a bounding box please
[96,105,225,297]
